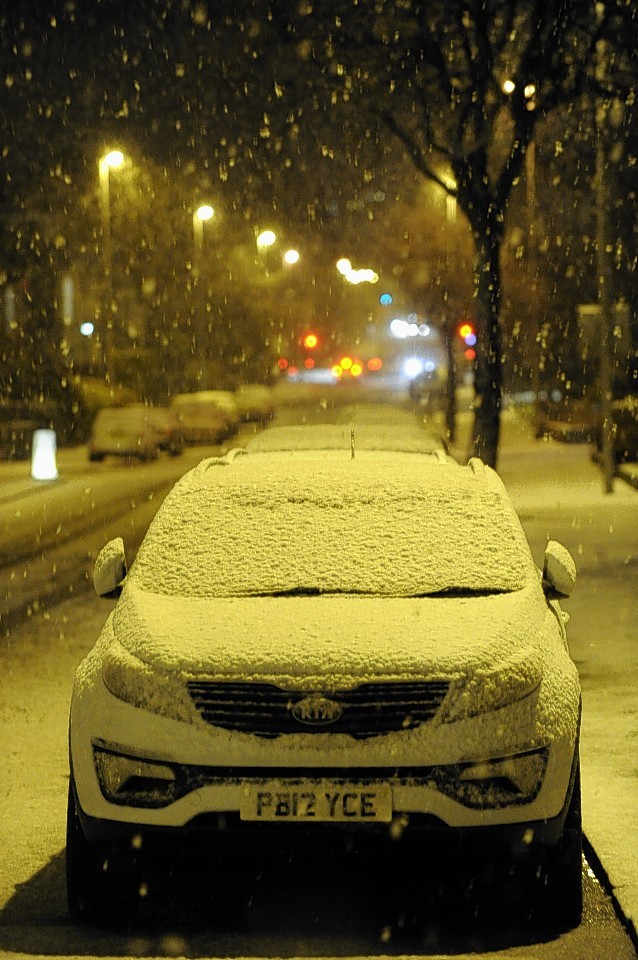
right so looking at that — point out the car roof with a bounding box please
[244,423,449,457]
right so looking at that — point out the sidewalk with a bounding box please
[446,409,638,946]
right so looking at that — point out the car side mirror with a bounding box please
[93,537,127,598]
[543,540,576,599]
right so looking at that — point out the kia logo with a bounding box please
[291,694,343,726]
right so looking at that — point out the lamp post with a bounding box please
[98,150,124,381]
[193,204,215,278]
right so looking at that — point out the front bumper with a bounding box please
[70,666,579,844]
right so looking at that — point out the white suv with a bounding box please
[67,445,581,928]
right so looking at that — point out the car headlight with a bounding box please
[101,640,195,723]
[436,748,548,808]
[442,648,542,723]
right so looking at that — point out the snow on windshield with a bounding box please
[130,454,534,599]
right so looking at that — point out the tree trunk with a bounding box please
[444,315,457,445]
[469,223,504,469]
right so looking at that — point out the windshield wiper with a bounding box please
[411,587,510,598]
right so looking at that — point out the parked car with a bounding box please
[170,391,237,444]
[533,390,599,443]
[234,383,276,423]
[141,406,183,457]
[0,400,57,460]
[408,368,447,410]
[245,421,450,457]
[88,405,180,462]
[67,447,581,928]
[593,394,638,463]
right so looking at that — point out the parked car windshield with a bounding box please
[130,458,534,598]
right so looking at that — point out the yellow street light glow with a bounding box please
[332,364,343,378]
[502,79,515,94]
[196,204,215,222]
[284,248,300,265]
[103,150,124,168]
[524,84,536,99]
[257,230,277,249]
[358,268,379,284]
[341,356,353,370]
[350,363,363,377]
[337,259,379,284]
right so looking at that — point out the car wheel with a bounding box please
[66,784,143,929]
[526,761,583,928]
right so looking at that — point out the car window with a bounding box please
[130,457,534,598]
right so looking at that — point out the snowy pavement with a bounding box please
[448,410,638,947]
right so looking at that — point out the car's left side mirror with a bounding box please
[93,537,127,598]
[543,540,576,599]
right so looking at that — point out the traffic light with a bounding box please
[302,332,319,350]
[458,321,477,360]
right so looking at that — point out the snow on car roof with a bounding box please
[245,422,447,455]
[129,451,535,599]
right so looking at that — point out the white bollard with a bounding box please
[31,429,58,481]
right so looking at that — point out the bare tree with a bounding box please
[277,0,634,466]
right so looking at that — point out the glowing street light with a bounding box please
[336,257,379,284]
[256,229,277,250]
[192,204,215,276]
[283,248,300,265]
[98,149,125,381]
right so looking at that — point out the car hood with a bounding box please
[111,581,550,688]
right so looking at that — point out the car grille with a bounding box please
[186,679,450,739]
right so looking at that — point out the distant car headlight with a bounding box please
[442,649,542,723]
[101,640,194,723]
[436,747,548,808]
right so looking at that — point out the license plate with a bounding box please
[240,782,392,822]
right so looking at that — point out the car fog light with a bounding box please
[438,748,547,809]
[94,745,179,808]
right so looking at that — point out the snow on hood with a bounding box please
[112,580,547,689]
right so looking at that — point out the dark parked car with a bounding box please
[0,400,56,460]
[593,394,638,462]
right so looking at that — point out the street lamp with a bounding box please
[98,149,124,381]
[256,229,277,251]
[193,204,215,277]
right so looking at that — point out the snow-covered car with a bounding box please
[234,383,276,422]
[245,421,449,457]
[169,392,235,444]
[67,447,581,927]
[88,405,164,462]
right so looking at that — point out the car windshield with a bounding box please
[130,458,534,598]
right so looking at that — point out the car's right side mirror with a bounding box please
[542,540,576,599]
[93,537,127,598]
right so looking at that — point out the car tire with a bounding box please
[526,760,583,928]
[66,784,142,929]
